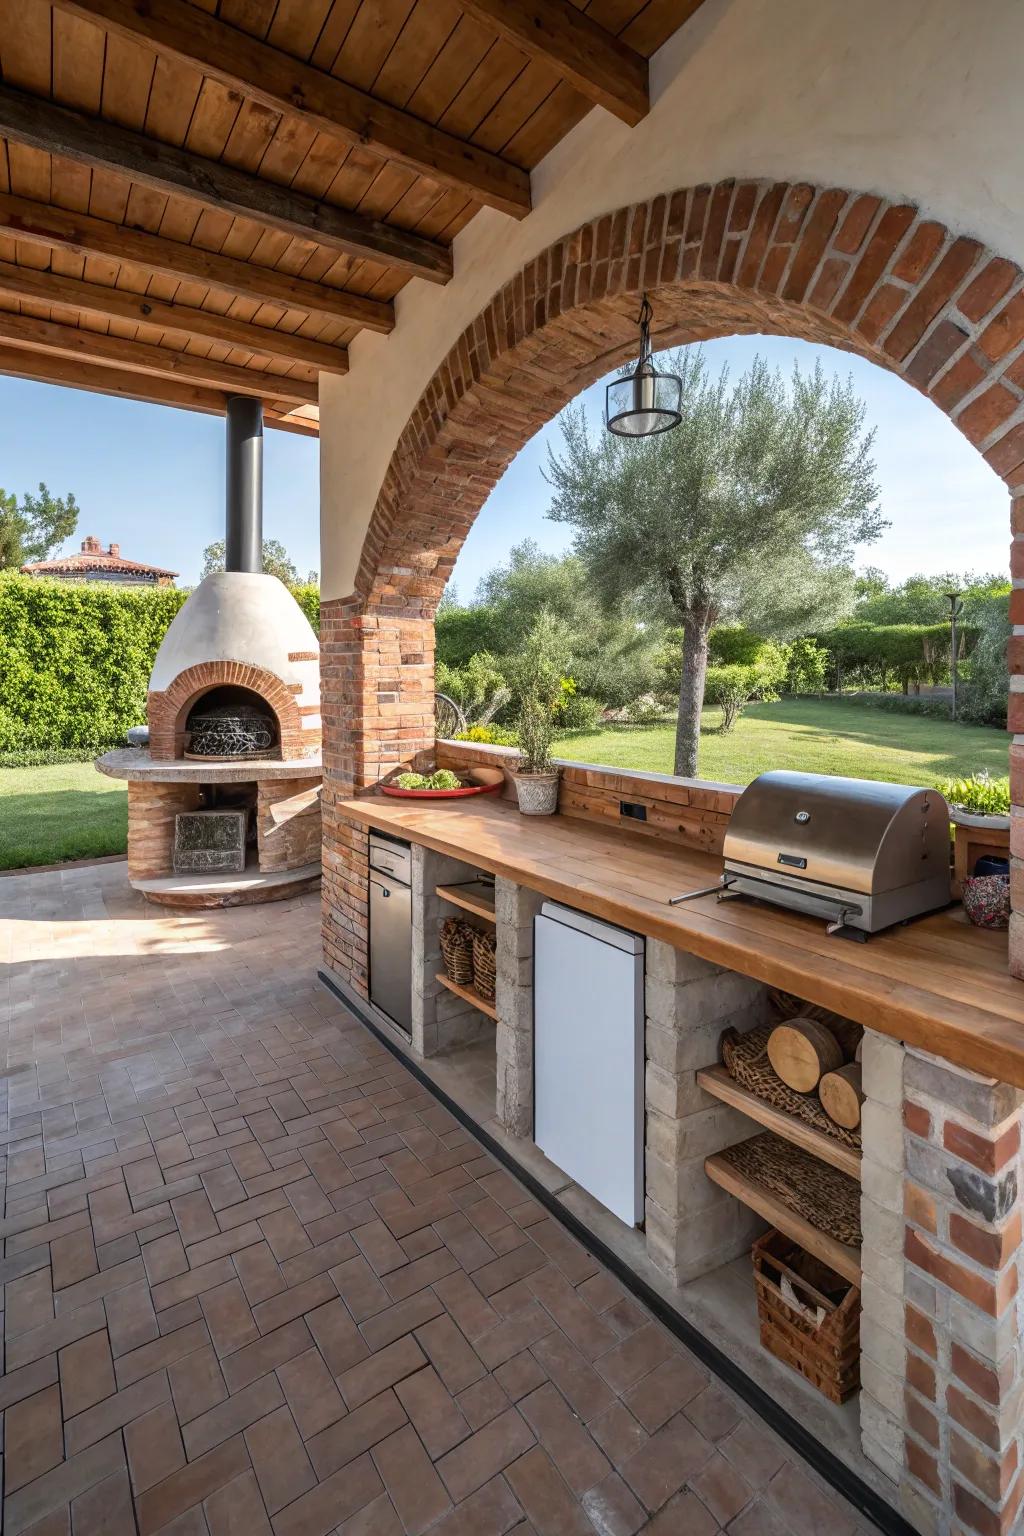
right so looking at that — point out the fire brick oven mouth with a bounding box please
[183,687,280,762]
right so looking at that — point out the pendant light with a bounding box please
[605,294,682,438]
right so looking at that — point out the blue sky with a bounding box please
[0,333,1010,592]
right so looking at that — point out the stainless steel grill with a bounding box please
[674,770,951,938]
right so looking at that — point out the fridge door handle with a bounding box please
[369,879,392,897]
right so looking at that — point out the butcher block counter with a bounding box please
[340,794,1024,1089]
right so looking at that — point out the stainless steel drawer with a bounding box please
[369,833,411,885]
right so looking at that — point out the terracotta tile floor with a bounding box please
[0,863,882,1536]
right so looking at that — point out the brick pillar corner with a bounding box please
[899,1049,1024,1536]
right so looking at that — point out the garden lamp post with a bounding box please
[946,590,963,721]
[606,295,682,438]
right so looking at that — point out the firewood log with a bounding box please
[767,1017,844,1093]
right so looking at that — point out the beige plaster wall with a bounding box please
[320,0,1024,600]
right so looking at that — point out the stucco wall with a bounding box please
[319,0,1024,600]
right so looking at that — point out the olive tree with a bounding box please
[545,351,884,777]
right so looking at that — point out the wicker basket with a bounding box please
[752,1229,861,1404]
[473,930,497,1002]
[440,917,475,986]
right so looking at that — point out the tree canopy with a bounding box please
[201,538,315,585]
[544,350,885,774]
[0,483,80,570]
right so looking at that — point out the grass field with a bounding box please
[555,698,1009,786]
[0,762,127,871]
[0,699,1009,872]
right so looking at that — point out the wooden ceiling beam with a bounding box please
[53,0,531,221]
[0,308,319,405]
[0,88,453,282]
[0,341,318,429]
[0,193,393,333]
[458,0,649,126]
[0,259,348,374]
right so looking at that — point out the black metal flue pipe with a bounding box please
[225,396,263,573]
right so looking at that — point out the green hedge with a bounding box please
[0,574,322,752]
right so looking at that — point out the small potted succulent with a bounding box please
[511,698,561,816]
[937,772,1011,899]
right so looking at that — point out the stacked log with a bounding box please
[765,994,865,1131]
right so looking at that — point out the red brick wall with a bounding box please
[126,780,201,880]
[321,178,1024,995]
[256,778,322,872]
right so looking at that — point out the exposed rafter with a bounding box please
[0,88,453,282]
[0,309,319,405]
[0,341,318,430]
[0,193,393,333]
[0,260,348,374]
[52,0,532,221]
[458,0,650,126]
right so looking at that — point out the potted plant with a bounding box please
[937,772,1011,896]
[511,697,561,815]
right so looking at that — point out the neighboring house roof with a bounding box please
[21,535,179,580]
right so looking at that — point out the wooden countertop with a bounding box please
[340,795,1024,1090]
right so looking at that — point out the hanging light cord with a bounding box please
[637,294,654,370]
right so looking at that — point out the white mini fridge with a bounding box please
[533,901,644,1226]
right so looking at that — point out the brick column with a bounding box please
[127,780,200,881]
[859,1030,908,1484]
[494,877,544,1137]
[899,1049,1024,1536]
[319,590,436,998]
[644,940,772,1285]
[1010,493,1024,980]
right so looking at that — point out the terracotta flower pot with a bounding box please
[511,770,560,816]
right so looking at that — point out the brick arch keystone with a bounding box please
[320,175,1024,961]
[147,661,308,761]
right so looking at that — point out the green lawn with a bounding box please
[0,762,127,871]
[555,698,1009,787]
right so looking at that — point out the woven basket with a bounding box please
[722,1026,861,1151]
[717,1133,862,1246]
[440,917,475,986]
[473,930,497,1002]
[752,1229,861,1404]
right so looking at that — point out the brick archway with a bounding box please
[321,176,1024,972]
[148,660,308,760]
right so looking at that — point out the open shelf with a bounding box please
[436,881,496,923]
[697,1065,861,1181]
[435,971,498,1020]
[704,1150,861,1286]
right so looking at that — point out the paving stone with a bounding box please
[59,1329,116,1418]
[4,1384,64,1492]
[275,1348,346,1439]
[0,878,872,1536]
[395,1365,470,1458]
[437,1408,536,1503]
[125,1401,187,1494]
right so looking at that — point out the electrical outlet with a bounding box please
[620,801,647,821]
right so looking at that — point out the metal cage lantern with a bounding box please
[605,295,682,438]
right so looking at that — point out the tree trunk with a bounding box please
[674,613,711,778]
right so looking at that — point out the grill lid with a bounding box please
[723,770,949,896]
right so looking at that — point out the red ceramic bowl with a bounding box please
[380,781,503,800]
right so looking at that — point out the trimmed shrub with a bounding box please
[0,574,322,753]
[785,636,829,694]
[0,574,188,751]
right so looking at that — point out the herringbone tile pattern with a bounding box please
[0,864,876,1535]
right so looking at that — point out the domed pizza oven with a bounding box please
[97,397,324,909]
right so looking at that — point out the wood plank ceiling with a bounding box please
[0,0,705,434]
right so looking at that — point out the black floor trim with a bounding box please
[318,968,913,1536]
